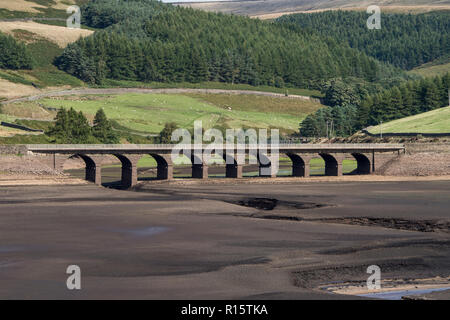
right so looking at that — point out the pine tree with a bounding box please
[47,108,97,144]
[159,122,178,144]
[421,79,441,111]
[92,109,119,144]
[390,87,404,119]
[299,116,318,137]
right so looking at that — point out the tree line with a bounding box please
[47,108,119,144]
[46,106,175,144]
[300,73,450,137]
[277,10,450,70]
[0,31,33,70]
[55,0,395,89]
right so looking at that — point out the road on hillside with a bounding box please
[2,87,317,104]
[0,18,66,22]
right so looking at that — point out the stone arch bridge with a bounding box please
[28,144,405,188]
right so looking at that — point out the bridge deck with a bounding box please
[26,143,405,154]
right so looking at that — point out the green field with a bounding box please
[409,59,450,78]
[368,106,450,134]
[8,93,322,135]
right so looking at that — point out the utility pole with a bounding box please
[331,119,334,138]
[380,120,383,139]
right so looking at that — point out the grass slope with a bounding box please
[368,106,450,134]
[181,0,450,16]
[0,21,94,47]
[409,58,450,78]
[0,36,85,91]
[0,0,89,19]
[3,93,322,135]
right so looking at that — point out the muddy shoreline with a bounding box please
[0,179,449,299]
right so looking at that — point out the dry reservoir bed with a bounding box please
[0,180,449,299]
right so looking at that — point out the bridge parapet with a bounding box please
[26,143,405,153]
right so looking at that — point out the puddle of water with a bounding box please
[110,226,169,237]
[358,286,450,300]
[0,245,24,253]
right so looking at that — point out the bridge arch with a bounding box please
[148,153,173,180]
[113,154,143,188]
[351,153,372,175]
[56,154,103,185]
[77,154,102,184]
[285,153,313,177]
[319,153,343,176]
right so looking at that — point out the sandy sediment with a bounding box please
[0,173,86,186]
[322,276,450,296]
[0,154,58,175]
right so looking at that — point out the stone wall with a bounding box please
[0,145,27,155]
[405,143,450,154]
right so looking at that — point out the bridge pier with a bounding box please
[192,164,208,179]
[192,154,208,179]
[114,154,142,188]
[81,155,103,185]
[151,154,173,180]
[226,163,243,178]
[224,152,243,178]
[320,153,344,176]
[258,153,278,177]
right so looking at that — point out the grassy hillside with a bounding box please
[180,0,450,17]
[0,1,93,96]
[1,0,446,144]
[409,57,450,78]
[368,106,450,134]
[0,21,94,48]
[0,0,89,19]
[0,36,85,90]
[2,93,323,135]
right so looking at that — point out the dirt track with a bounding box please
[1,87,315,104]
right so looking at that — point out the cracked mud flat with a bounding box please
[0,180,449,299]
[230,197,449,233]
